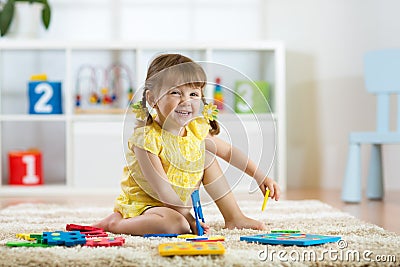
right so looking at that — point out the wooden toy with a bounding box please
[271,230,301,233]
[186,236,208,242]
[158,242,225,256]
[28,81,63,114]
[213,77,224,110]
[261,189,270,211]
[16,233,38,241]
[143,233,179,238]
[235,80,270,114]
[240,233,341,246]
[66,224,103,232]
[191,189,205,236]
[66,224,107,237]
[84,237,125,247]
[177,234,198,239]
[8,150,43,186]
[191,236,225,242]
[6,241,51,248]
[42,231,86,247]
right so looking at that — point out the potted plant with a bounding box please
[0,0,51,37]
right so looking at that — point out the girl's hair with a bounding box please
[141,53,220,135]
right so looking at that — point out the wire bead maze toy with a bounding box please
[75,63,134,113]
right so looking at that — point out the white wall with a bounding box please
[6,0,400,190]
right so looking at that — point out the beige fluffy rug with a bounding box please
[0,199,399,266]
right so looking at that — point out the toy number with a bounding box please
[238,84,253,112]
[22,155,39,184]
[34,83,53,113]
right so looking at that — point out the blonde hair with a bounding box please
[140,54,220,135]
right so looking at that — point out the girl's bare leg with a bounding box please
[202,152,266,230]
[93,207,191,235]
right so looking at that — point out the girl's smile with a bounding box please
[152,85,202,135]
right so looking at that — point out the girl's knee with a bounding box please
[164,213,190,234]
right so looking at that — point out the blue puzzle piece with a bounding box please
[191,190,205,236]
[143,233,179,238]
[43,231,86,247]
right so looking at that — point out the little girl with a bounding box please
[94,54,280,235]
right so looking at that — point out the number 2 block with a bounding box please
[28,81,63,114]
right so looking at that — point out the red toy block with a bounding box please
[8,150,43,185]
[66,224,108,237]
[84,237,125,247]
[66,224,103,232]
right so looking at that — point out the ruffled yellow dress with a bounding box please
[114,117,210,218]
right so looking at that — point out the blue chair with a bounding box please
[342,49,400,202]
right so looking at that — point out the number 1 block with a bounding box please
[28,81,63,114]
[8,150,43,185]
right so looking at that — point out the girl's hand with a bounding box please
[259,177,280,201]
[189,219,210,235]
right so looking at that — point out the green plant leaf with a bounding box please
[41,1,50,29]
[0,0,15,37]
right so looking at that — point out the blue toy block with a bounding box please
[191,190,205,236]
[28,81,63,114]
[143,233,179,238]
[43,231,86,247]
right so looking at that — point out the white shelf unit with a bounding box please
[0,41,286,196]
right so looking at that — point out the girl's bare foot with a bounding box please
[224,215,266,230]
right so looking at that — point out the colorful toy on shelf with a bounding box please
[240,233,341,246]
[213,77,224,111]
[8,149,43,186]
[234,80,270,114]
[74,63,134,113]
[28,73,62,115]
[158,242,225,256]
[191,189,205,236]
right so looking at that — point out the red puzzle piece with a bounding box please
[66,224,103,232]
[85,237,125,247]
[66,224,108,237]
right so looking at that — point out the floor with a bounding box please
[1,188,399,234]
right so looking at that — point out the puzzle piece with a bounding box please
[16,233,38,241]
[6,241,51,248]
[66,224,108,237]
[84,237,125,247]
[143,233,179,238]
[66,224,103,232]
[158,242,225,256]
[191,235,225,242]
[43,231,86,247]
[191,190,205,236]
[240,233,341,246]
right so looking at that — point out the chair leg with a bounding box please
[367,144,384,200]
[342,143,361,202]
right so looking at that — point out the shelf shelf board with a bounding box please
[0,114,66,122]
[0,40,284,52]
[0,185,119,197]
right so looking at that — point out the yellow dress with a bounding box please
[114,117,210,218]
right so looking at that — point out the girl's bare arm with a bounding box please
[205,134,280,200]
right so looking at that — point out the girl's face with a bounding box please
[152,85,202,133]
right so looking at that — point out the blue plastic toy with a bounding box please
[43,231,86,247]
[191,189,205,236]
